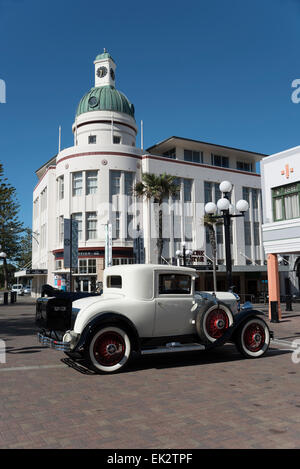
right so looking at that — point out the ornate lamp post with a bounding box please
[176,242,193,267]
[205,180,249,291]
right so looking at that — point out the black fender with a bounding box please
[205,308,267,351]
[73,312,141,353]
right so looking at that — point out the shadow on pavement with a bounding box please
[60,345,291,376]
[6,345,45,354]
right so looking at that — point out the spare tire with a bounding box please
[196,301,233,345]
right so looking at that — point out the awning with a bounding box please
[15,269,48,278]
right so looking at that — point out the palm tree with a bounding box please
[134,173,180,264]
[203,214,223,292]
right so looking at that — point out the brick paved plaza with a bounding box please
[0,297,300,449]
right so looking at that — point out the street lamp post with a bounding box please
[176,242,192,267]
[205,181,249,291]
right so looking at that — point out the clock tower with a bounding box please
[94,49,116,88]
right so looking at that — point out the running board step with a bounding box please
[141,342,205,355]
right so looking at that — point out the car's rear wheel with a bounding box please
[196,302,233,344]
[85,326,132,374]
[235,317,270,358]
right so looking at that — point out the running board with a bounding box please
[141,342,205,355]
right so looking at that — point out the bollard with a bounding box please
[270,301,279,323]
[285,294,293,312]
[3,292,8,305]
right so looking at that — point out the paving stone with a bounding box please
[1,298,300,448]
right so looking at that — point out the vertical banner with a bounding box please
[71,219,78,268]
[139,229,145,264]
[64,218,78,269]
[105,223,113,268]
[133,229,145,264]
[64,219,71,268]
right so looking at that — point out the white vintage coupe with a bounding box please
[36,264,271,374]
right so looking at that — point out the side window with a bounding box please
[159,274,191,295]
[107,276,122,289]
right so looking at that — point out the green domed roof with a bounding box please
[76,86,135,118]
[95,51,115,62]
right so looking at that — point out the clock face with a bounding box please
[88,96,98,108]
[110,68,115,80]
[97,66,107,78]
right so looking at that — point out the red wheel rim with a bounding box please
[243,323,265,352]
[206,308,230,339]
[93,331,126,366]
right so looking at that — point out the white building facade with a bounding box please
[261,146,300,310]
[30,51,269,298]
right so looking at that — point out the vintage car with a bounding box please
[36,264,272,374]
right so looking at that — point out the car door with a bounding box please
[154,272,194,337]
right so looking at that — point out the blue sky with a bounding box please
[0,0,300,228]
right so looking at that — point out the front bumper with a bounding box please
[37,332,71,352]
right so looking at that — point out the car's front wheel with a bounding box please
[85,326,132,374]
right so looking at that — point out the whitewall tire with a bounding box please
[236,318,270,358]
[87,326,132,374]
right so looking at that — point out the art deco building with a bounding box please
[28,50,270,298]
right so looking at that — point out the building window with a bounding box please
[110,171,121,196]
[184,179,193,202]
[254,222,260,246]
[79,258,96,274]
[88,259,96,273]
[126,214,134,240]
[242,187,250,203]
[59,216,64,244]
[252,188,259,209]
[40,187,47,212]
[33,197,39,219]
[72,172,83,197]
[272,183,300,221]
[88,135,96,144]
[41,223,46,249]
[57,176,64,200]
[216,224,223,244]
[79,259,87,274]
[184,150,203,163]
[214,183,223,203]
[125,172,134,205]
[86,212,97,240]
[211,154,229,168]
[204,182,213,204]
[237,161,253,172]
[112,258,135,265]
[163,148,176,159]
[244,221,251,245]
[113,211,121,239]
[86,170,98,195]
[184,216,193,241]
[113,136,121,144]
[72,213,82,240]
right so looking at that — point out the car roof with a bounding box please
[105,264,197,275]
